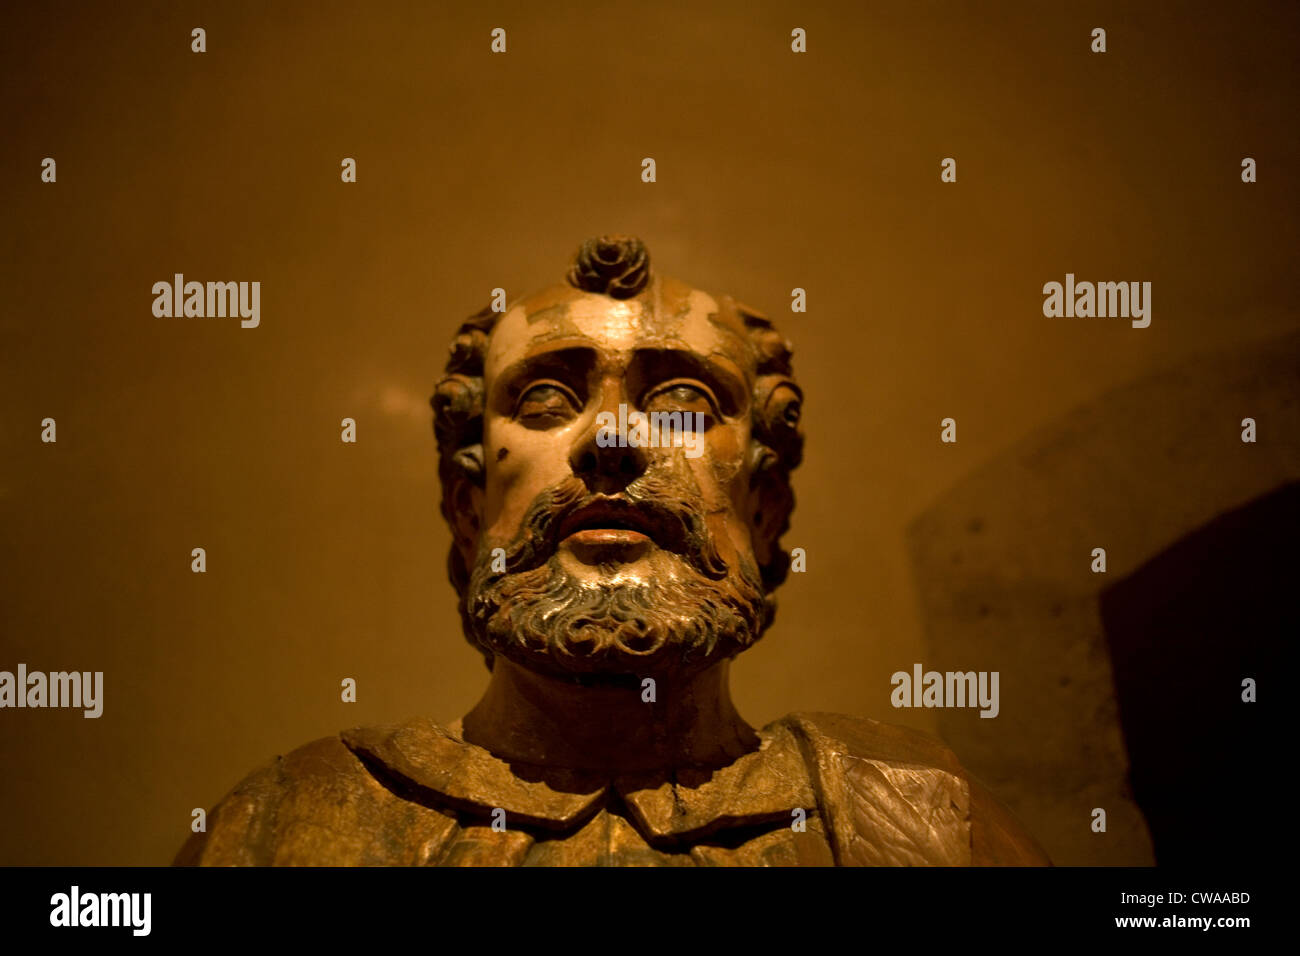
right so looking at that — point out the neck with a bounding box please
[460,656,759,773]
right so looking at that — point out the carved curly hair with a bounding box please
[430,237,804,601]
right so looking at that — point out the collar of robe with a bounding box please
[340,714,818,846]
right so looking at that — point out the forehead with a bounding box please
[483,280,753,381]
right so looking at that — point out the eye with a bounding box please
[643,380,719,422]
[514,381,580,426]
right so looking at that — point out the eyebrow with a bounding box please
[627,347,747,415]
[495,343,598,389]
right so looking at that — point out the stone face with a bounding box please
[175,711,1047,867]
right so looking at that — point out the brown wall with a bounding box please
[1,0,1296,865]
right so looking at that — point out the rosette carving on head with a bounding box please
[566,235,652,298]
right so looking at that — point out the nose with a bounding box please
[569,389,649,492]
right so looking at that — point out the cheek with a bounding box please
[481,420,578,539]
[703,421,750,510]
[690,422,757,555]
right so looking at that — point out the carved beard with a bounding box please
[461,475,771,679]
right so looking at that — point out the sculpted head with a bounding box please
[431,236,803,682]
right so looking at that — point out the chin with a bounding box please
[554,546,692,587]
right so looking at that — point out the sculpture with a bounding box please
[175,236,1049,866]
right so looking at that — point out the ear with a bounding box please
[746,443,792,583]
[443,443,486,573]
[745,374,803,587]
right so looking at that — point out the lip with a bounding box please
[565,528,651,546]
[554,499,660,545]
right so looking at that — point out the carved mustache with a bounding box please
[482,474,727,580]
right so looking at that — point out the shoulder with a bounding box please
[779,710,968,771]
[776,712,1050,866]
[174,725,459,866]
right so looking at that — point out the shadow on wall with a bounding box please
[906,329,1299,866]
[1100,482,1290,867]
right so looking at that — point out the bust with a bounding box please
[176,236,1048,866]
